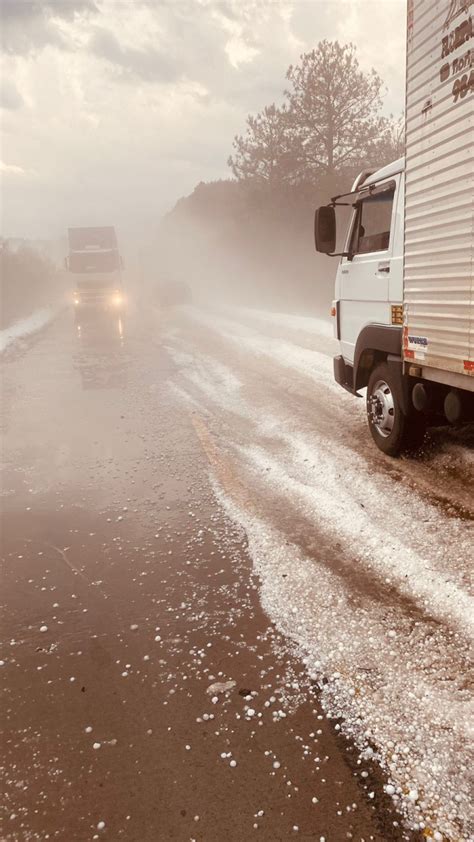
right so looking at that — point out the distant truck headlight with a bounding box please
[73,295,80,306]
[111,291,124,307]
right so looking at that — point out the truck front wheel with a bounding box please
[366,363,426,456]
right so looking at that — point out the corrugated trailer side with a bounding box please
[403,0,474,390]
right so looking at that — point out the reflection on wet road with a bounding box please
[1,306,472,842]
[73,316,127,391]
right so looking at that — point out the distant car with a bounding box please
[156,280,191,307]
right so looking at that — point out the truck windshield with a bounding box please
[76,279,117,289]
[69,251,119,273]
[350,184,395,255]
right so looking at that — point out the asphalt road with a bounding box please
[1,305,473,842]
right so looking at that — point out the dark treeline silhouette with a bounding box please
[0,243,62,328]
[157,41,404,313]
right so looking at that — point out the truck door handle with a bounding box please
[377,262,390,274]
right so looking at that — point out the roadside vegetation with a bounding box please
[158,41,403,311]
[0,242,63,328]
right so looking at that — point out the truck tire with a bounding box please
[366,362,426,456]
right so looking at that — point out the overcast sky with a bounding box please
[1,0,406,244]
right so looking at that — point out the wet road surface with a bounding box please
[1,306,473,842]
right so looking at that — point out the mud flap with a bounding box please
[387,355,412,416]
[333,355,362,397]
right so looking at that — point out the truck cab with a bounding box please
[66,227,125,322]
[314,153,474,456]
[331,158,405,396]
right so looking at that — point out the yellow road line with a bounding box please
[191,413,251,509]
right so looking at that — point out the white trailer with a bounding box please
[314,0,474,455]
[404,0,474,388]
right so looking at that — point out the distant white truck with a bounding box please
[314,0,473,455]
[66,226,125,320]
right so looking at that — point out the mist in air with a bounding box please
[2,3,473,842]
[1,0,406,323]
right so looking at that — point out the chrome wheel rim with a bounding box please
[368,379,395,438]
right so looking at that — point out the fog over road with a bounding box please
[1,306,473,842]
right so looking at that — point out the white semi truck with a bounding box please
[66,226,125,320]
[314,0,473,455]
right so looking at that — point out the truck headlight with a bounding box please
[111,291,124,307]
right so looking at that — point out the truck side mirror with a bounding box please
[314,206,336,254]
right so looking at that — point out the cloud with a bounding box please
[0,0,406,241]
[0,78,24,109]
[0,0,99,55]
[88,2,232,89]
[89,26,181,84]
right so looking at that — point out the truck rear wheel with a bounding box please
[366,363,426,456]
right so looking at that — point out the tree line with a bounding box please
[159,41,404,310]
[228,41,403,193]
[0,242,62,327]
